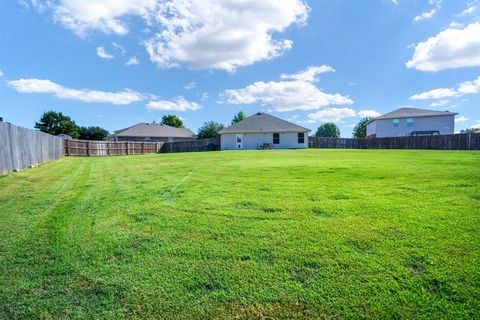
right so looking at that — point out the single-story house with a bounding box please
[366,108,458,138]
[106,122,195,142]
[219,112,310,150]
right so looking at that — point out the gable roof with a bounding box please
[219,112,310,134]
[369,108,458,124]
[110,122,195,138]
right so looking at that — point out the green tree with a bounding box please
[231,111,246,125]
[352,117,374,138]
[34,111,79,138]
[197,121,225,139]
[78,126,109,141]
[461,128,479,133]
[161,114,184,128]
[315,123,340,137]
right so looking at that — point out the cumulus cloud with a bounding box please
[221,81,352,112]
[53,0,156,36]
[358,109,381,117]
[455,116,468,123]
[306,108,356,124]
[144,0,309,71]
[407,22,480,71]
[410,76,480,100]
[183,82,196,90]
[471,120,480,128]
[126,56,139,65]
[97,46,114,59]
[8,78,144,105]
[0,69,3,77]
[429,99,450,107]
[280,65,335,82]
[410,88,458,100]
[146,96,202,111]
[414,9,437,22]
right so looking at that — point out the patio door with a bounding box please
[236,134,243,149]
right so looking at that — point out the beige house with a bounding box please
[106,122,195,142]
[219,112,310,150]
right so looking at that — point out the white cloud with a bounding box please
[410,88,458,100]
[306,108,357,124]
[145,0,309,71]
[407,22,480,71]
[392,0,398,5]
[280,65,335,82]
[458,76,480,94]
[0,69,3,77]
[112,42,126,55]
[201,92,209,101]
[455,116,468,123]
[97,46,114,59]
[471,120,480,128]
[183,82,196,90]
[429,99,450,107]
[221,80,353,112]
[414,9,437,22]
[461,6,477,15]
[358,109,381,117]
[53,0,156,36]
[126,56,139,65]
[146,96,202,111]
[8,78,143,105]
[410,76,480,100]
[449,21,463,28]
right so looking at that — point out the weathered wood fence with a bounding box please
[160,138,220,153]
[0,122,64,175]
[64,139,163,156]
[309,133,480,150]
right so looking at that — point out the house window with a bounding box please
[406,118,414,127]
[273,133,280,144]
[393,119,400,128]
[298,132,305,144]
[145,136,151,141]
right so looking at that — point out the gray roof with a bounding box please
[369,108,458,124]
[219,112,310,134]
[110,122,195,138]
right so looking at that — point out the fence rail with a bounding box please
[0,122,64,175]
[160,138,220,153]
[309,133,480,150]
[64,139,162,156]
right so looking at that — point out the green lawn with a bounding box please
[0,149,479,319]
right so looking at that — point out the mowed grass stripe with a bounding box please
[0,150,479,319]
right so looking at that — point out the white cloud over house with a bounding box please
[221,66,353,112]
[407,22,480,71]
[410,76,480,100]
[146,97,202,111]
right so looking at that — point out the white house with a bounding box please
[219,112,310,150]
[366,108,458,138]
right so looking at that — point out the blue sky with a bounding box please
[0,0,479,137]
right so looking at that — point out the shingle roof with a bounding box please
[110,123,195,138]
[369,108,458,123]
[219,112,310,134]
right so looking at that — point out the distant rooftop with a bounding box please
[110,122,195,138]
[370,108,458,123]
[219,112,310,134]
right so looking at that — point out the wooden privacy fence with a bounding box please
[309,133,480,150]
[64,139,163,156]
[0,122,64,175]
[160,138,220,153]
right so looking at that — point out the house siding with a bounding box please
[221,132,308,150]
[367,115,455,138]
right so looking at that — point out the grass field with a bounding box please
[0,149,479,319]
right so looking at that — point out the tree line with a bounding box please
[35,110,373,140]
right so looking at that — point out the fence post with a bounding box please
[65,139,69,156]
[141,142,145,154]
[107,142,111,156]
[86,141,90,156]
[125,142,129,155]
